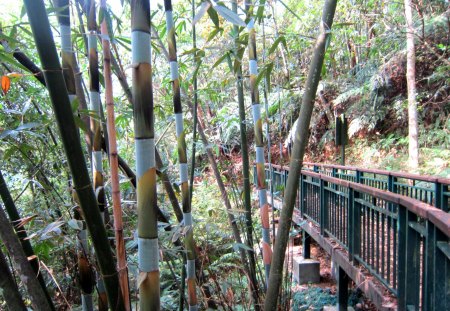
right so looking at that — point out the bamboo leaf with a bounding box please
[74,115,89,133]
[207,6,220,28]
[68,219,83,231]
[233,46,246,73]
[268,36,287,56]
[206,27,221,43]
[212,52,229,69]
[255,0,266,24]
[211,1,246,27]
[15,122,41,131]
[193,1,211,25]
[265,62,273,93]
[232,242,253,252]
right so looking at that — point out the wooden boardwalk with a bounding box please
[262,163,450,311]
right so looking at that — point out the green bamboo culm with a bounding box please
[85,1,108,307]
[247,11,272,284]
[131,1,160,310]
[263,0,338,310]
[232,0,260,306]
[0,170,55,310]
[23,1,125,310]
[164,0,198,309]
[52,2,95,309]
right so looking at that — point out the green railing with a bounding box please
[301,162,450,212]
[257,163,450,310]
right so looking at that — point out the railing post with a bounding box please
[349,188,360,263]
[405,211,421,309]
[348,187,354,261]
[433,229,448,311]
[355,170,362,184]
[397,205,407,310]
[338,266,349,311]
[434,181,448,212]
[320,179,327,236]
[398,206,420,310]
[302,231,311,259]
[300,175,306,217]
[332,167,337,178]
[388,175,398,193]
[424,221,435,311]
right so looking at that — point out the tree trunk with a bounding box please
[404,0,419,171]
[263,0,338,309]
[0,206,52,311]
[0,169,55,310]
[0,245,27,311]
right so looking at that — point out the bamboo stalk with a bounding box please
[163,1,198,309]
[100,1,131,309]
[246,4,272,284]
[85,1,108,307]
[263,1,338,309]
[53,1,95,309]
[0,169,55,310]
[0,246,27,311]
[131,1,160,310]
[23,1,125,309]
[232,0,260,305]
[0,206,52,310]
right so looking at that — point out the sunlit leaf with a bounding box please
[193,1,211,25]
[207,6,220,28]
[212,52,229,69]
[211,1,246,27]
[15,122,41,131]
[206,27,221,43]
[268,36,287,56]
[255,0,267,24]
[1,75,11,95]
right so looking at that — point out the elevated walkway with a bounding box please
[258,163,450,311]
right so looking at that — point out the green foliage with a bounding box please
[292,287,337,311]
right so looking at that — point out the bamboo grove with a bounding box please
[0,0,342,310]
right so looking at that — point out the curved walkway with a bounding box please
[261,163,450,311]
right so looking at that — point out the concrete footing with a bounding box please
[293,256,320,284]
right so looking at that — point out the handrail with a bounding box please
[258,163,450,310]
[265,162,450,211]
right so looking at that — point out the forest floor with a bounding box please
[288,239,378,311]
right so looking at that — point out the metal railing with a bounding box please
[301,162,450,212]
[257,163,450,310]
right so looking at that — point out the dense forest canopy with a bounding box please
[0,0,448,310]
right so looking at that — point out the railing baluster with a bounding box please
[398,205,407,309]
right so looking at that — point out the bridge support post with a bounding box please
[349,189,360,263]
[302,231,311,259]
[337,266,349,311]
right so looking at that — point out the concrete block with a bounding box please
[293,256,320,284]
